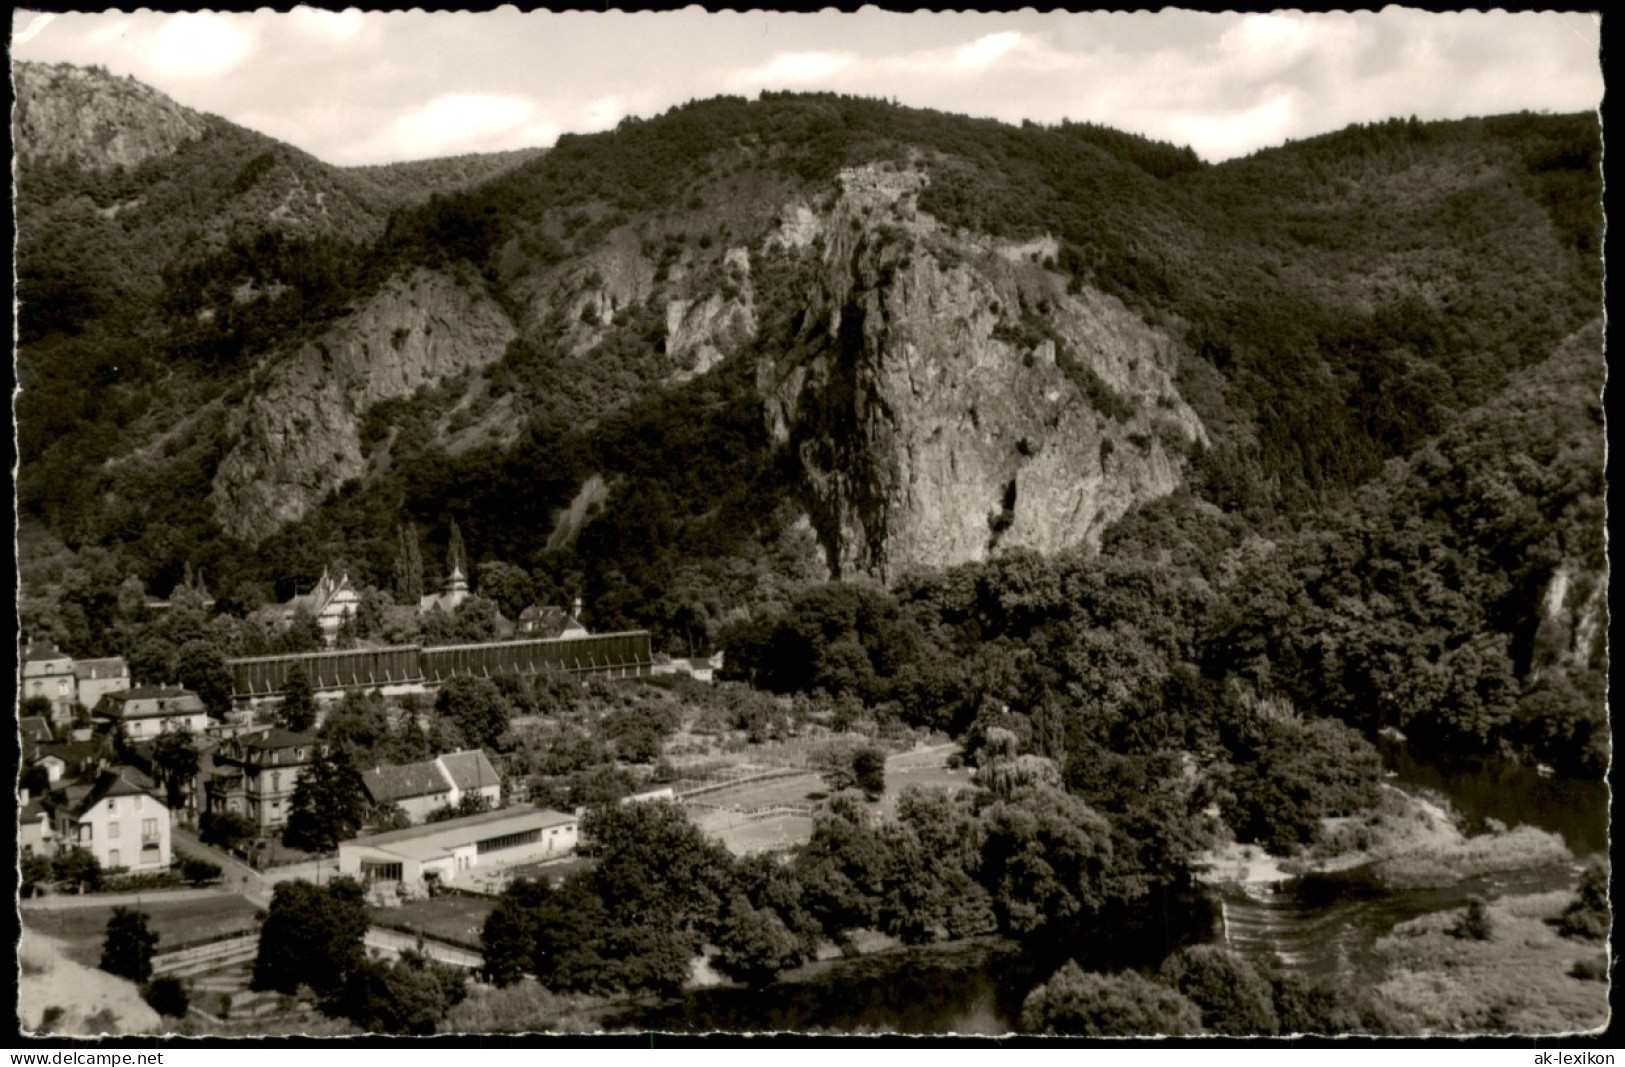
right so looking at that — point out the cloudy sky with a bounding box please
[10,6,1603,166]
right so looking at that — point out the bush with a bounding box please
[100,907,158,983]
[1555,863,1609,941]
[179,853,224,886]
[142,976,190,1019]
[1449,896,1494,941]
[1569,954,1609,982]
[201,809,257,852]
[1022,960,1204,1036]
[1159,945,1279,1035]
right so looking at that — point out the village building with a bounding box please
[20,715,54,748]
[282,568,362,647]
[125,733,220,822]
[518,599,589,639]
[438,748,502,808]
[22,641,78,722]
[338,803,577,893]
[28,737,106,786]
[362,761,453,822]
[19,789,54,859]
[206,727,319,832]
[418,565,471,617]
[362,749,503,823]
[74,657,132,713]
[48,769,172,872]
[93,686,211,738]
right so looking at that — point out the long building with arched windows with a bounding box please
[226,630,653,706]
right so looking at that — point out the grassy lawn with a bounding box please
[687,770,826,811]
[712,813,815,855]
[22,894,262,967]
[377,896,495,947]
[1372,890,1609,1034]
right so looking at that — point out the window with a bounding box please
[109,849,120,868]
[109,821,120,840]
[79,825,93,843]
[142,819,159,843]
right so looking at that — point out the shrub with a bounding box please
[180,854,223,885]
[1159,944,1279,1035]
[1022,961,1204,1036]
[100,907,158,983]
[1555,863,1609,941]
[143,976,190,1019]
[1449,896,1494,941]
[1569,954,1609,982]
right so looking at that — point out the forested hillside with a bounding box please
[15,69,1604,776]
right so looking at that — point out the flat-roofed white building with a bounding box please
[338,803,577,891]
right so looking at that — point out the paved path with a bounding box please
[170,826,272,905]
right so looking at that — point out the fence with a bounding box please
[151,930,260,977]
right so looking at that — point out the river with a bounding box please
[1213,743,1607,984]
[615,746,1607,1034]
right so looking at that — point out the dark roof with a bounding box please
[75,658,129,681]
[519,605,575,637]
[22,642,71,664]
[106,685,200,702]
[33,739,104,772]
[19,717,53,745]
[61,769,162,818]
[241,727,317,752]
[438,749,500,793]
[363,760,452,804]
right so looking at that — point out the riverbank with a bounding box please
[1196,783,1573,891]
[1368,890,1609,1034]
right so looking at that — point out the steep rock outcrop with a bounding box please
[760,164,1206,578]
[1536,563,1609,674]
[666,248,757,380]
[13,61,210,171]
[211,267,517,540]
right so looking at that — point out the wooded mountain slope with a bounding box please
[15,67,1603,771]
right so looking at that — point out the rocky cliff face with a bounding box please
[666,248,757,381]
[1537,563,1608,674]
[759,164,1206,578]
[13,62,211,171]
[211,267,517,540]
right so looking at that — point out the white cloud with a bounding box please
[953,31,1025,72]
[1218,13,1316,71]
[729,49,858,90]
[12,11,55,48]
[142,13,256,80]
[353,92,547,162]
[289,6,364,44]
